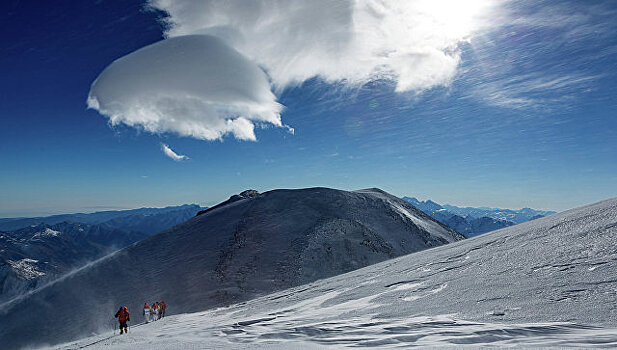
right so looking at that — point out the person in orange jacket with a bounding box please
[114,306,130,334]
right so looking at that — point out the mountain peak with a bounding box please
[239,189,260,198]
[196,189,261,217]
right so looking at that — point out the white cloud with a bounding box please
[161,143,189,161]
[90,1,498,143]
[150,0,492,92]
[88,35,284,142]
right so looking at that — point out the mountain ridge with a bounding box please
[402,196,555,237]
[0,204,203,231]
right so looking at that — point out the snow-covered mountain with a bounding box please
[402,197,553,236]
[440,202,556,224]
[0,222,149,304]
[53,196,617,349]
[0,205,202,304]
[0,187,463,350]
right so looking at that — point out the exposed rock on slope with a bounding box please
[0,187,462,350]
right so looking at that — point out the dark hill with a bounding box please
[0,187,463,349]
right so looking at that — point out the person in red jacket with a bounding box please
[160,301,166,318]
[114,306,130,334]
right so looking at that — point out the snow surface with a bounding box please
[46,196,617,349]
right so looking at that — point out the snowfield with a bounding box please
[48,196,617,349]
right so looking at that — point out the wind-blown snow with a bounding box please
[50,196,617,349]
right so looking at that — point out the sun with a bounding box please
[415,0,493,43]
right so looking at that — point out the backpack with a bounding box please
[118,307,129,322]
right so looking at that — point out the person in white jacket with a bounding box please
[143,302,152,323]
[152,302,160,320]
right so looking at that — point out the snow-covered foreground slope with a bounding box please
[51,196,617,349]
[0,188,462,350]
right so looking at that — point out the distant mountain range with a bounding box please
[0,204,203,304]
[0,204,202,231]
[402,197,556,237]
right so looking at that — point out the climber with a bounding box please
[143,302,152,323]
[160,301,166,318]
[114,306,130,334]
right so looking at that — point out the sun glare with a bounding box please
[417,0,492,42]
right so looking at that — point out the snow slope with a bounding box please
[0,187,462,350]
[51,196,617,349]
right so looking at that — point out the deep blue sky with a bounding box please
[1,0,616,217]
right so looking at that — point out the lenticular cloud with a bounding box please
[88,35,283,141]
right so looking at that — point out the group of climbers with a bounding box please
[143,301,166,323]
[113,301,166,334]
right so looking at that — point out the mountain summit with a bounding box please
[0,187,462,349]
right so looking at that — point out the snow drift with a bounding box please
[0,187,462,349]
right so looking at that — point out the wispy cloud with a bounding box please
[461,0,616,109]
[472,73,602,109]
[161,143,189,161]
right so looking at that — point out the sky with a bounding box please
[1,0,616,217]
